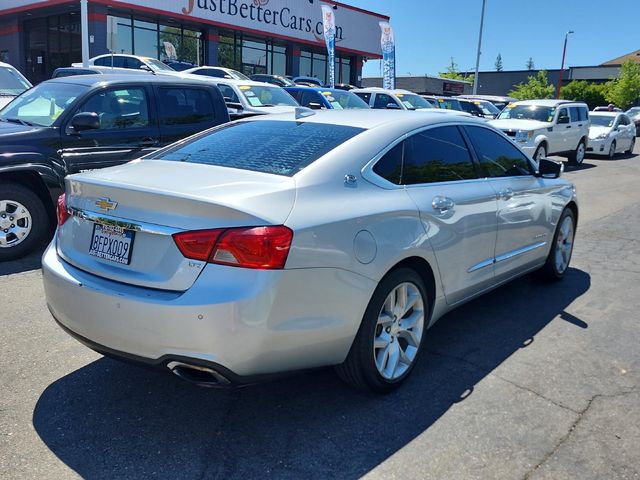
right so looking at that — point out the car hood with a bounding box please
[588,126,611,139]
[0,120,43,137]
[489,119,551,131]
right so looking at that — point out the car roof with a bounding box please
[459,94,516,101]
[352,87,418,95]
[514,99,585,107]
[284,85,352,94]
[208,78,273,87]
[45,74,213,87]
[244,109,485,130]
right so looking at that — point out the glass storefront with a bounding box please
[109,15,203,66]
[299,50,352,84]
[217,31,288,77]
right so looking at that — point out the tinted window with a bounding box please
[373,93,398,109]
[558,108,569,123]
[580,107,589,121]
[299,90,324,108]
[465,126,534,177]
[125,57,143,69]
[373,142,403,184]
[570,107,583,122]
[95,56,125,68]
[403,126,476,184]
[354,92,371,104]
[93,57,108,66]
[217,84,240,103]
[155,120,364,176]
[77,88,149,129]
[196,68,225,78]
[158,88,215,125]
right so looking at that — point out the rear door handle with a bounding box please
[432,196,455,212]
[498,188,514,200]
[565,125,572,129]
[140,137,159,148]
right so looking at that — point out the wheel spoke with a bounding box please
[396,284,408,314]
[384,291,396,316]
[375,344,391,373]
[398,345,412,366]
[399,310,423,330]
[377,313,394,327]
[384,342,400,378]
[398,328,420,348]
[0,200,7,213]
[374,335,390,350]
[0,233,7,246]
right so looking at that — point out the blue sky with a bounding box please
[345,0,640,77]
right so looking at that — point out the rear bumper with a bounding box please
[42,241,376,378]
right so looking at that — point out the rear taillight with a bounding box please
[173,226,293,270]
[56,193,69,226]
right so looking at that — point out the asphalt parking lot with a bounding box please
[1,146,640,479]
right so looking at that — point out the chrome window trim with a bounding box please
[68,207,180,236]
[468,241,548,273]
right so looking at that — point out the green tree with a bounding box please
[560,80,608,110]
[495,53,503,72]
[439,57,474,85]
[604,60,640,110]
[526,57,535,70]
[509,70,555,100]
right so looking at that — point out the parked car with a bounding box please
[292,76,324,87]
[198,78,299,119]
[183,66,249,80]
[74,54,178,75]
[0,75,229,260]
[43,110,577,393]
[593,105,622,112]
[284,86,370,110]
[490,100,590,164]
[52,66,150,78]
[421,95,440,108]
[352,88,434,110]
[249,74,296,87]
[164,60,197,71]
[0,62,31,110]
[587,112,636,158]
[625,106,640,135]
[434,97,464,111]
[333,83,358,91]
[458,98,500,119]
[458,94,517,111]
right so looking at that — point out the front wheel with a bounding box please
[533,143,547,161]
[335,268,429,393]
[539,208,576,281]
[568,140,586,165]
[608,141,617,159]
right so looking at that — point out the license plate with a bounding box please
[88,223,135,265]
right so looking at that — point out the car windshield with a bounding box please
[0,82,86,126]
[395,93,432,109]
[590,115,616,127]
[152,120,365,176]
[438,98,462,110]
[0,66,31,95]
[238,85,298,107]
[144,58,175,71]
[227,69,250,80]
[498,104,556,122]
[626,107,640,117]
[319,90,369,109]
[475,100,500,115]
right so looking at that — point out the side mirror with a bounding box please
[307,102,325,110]
[70,112,100,132]
[537,157,563,179]
[557,116,570,124]
[139,64,152,72]
[386,102,401,110]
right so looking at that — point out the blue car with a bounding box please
[284,86,370,110]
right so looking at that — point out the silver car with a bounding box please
[42,110,578,392]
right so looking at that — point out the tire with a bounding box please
[0,182,49,262]
[625,137,635,155]
[335,267,429,393]
[539,208,576,281]
[608,141,617,159]
[568,140,586,165]
[533,143,547,161]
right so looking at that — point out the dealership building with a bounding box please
[0,0,387,85]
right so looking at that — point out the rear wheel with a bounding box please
[625,137,635,155]
[568,140,586,165]
[540,208,575,281]
[608,141,617,159]
[335,268,428,393]
[0,182,48,262]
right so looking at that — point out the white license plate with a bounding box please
[88,223,135,265]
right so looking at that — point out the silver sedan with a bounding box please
[42,110,578,392]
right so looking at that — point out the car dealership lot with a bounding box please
[1,148,640,479]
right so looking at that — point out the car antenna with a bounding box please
[295,107,315,119]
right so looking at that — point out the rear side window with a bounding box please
[196,68,225,78]
[154,120,364,176]
[158,88,215,125]
[95,56,125,68]
[569,106,587,122]
[403,126,476,184]
[373,142,403,184]
[465,126,534,177]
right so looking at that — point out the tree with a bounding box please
[495,53,503,72]
[526,57,535,70]
[509,70,555,100]
[605,60,640,110]
[560,80,608,110]
[439,57,474,85]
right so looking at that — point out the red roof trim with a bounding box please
[0,0,75,16]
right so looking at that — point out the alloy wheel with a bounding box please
[0,199,32,248]
[575,142,585,164]
[373,282,425,380]
[555,215,574,274]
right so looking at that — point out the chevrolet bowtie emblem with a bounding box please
[95,198,118,211]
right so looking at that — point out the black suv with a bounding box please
[0,75,229,260]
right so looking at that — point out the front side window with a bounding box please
[153,120,364,176]
[77,88,149,130]
[465,126,534,177]
[158,88,215,125]
[217,84,240,103]
[373,93,398,109]
[557,108,570,123]
[299,90,324,108]
[354,92,371,104]
[0,82,86,126]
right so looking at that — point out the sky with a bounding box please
[344,0,640,78]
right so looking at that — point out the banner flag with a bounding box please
[379,21,396,90]
[321,5,336,88]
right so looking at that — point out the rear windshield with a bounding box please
[153,120,365,176]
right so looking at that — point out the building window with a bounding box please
[217,31,288,76]
[299,50,352,84]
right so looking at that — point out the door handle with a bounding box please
[498,188,514,200]
[140,137,159,147]
[432,196,455,212]
[565,125,572,129]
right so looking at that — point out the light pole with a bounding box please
[472,0,486,95]
[80,0,89,67]
[556,30,574,99]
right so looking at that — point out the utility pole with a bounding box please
[472,0,486,95]
[81,0,89,67]
[556,30,574,99]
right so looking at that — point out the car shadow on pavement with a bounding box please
[0,245,45,276]
[564,161,597,173]
[32,268,590,479]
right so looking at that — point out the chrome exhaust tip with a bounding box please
[167,361,231,387]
